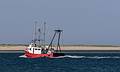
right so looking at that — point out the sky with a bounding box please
[0,0,120,45]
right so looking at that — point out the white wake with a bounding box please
[19,54,120,59]
[19,55,27,58]
[52,55,120,59]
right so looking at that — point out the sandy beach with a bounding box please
[0,45,120,51]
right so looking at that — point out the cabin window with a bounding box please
[35,49,37,50]
[38,49,41,50]
[30,48,31,50]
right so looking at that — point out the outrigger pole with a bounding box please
[48,29,63,52]
[56,30,63,52]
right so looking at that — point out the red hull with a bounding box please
[25,51,53,58]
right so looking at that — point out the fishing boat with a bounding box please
[24,22,65,58]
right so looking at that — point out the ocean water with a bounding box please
[0,53,120,72]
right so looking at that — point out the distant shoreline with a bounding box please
[0,50,120,53]
[0,44,120,53]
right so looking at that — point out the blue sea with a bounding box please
[0,53,120,72]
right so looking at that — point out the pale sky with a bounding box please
[0,0,120,45]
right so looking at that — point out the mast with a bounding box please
[38,27,41,47]
[33,21,37,44]
[43,21,46,48]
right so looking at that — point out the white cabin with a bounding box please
[27,43,42,54]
